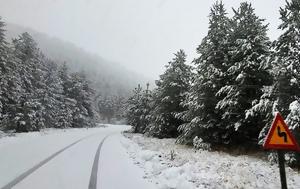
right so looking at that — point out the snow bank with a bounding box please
[122,133,300,189]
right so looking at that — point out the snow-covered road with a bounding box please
[0,125,156,189]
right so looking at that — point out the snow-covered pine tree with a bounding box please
[148,50,191,138]
[80,72,96,127]
[58,63,77,128]
[258,0,300,167]
[216,2,272,145]
[286,100,300,167]
[0,19,24,131]
[68,72,95,128]
[0,18,6,77]
[12,32,46,132]
[125,84,152,133]
[275,0,300,119]
[177,2,230,145]
[0,17,7,129]
[41,58,65,128]
[126,84,143,133]
[137,83,152,134]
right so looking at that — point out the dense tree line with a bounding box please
[126,0,300,167]
[0,18,96,132]
[97,94,126,123]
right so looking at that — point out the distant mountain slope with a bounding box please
[5,23,149,96]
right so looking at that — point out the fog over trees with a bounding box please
[0,19,149,130]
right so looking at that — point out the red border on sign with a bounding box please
[263,112,300,151]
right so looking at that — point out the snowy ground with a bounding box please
[122,133,300,189]
[0,125,156,189]
[2,125,300,189]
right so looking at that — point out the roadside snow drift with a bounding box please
[122,133,300,189]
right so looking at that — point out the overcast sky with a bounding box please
[0,0,286,79]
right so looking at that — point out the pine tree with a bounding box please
[139,83,152,133]
[126,84,143,132]
[251,0,300,145]
[58,65,96,128]
[11,32,46,132]
[58,63,77,128]
[80,72,96,127]
[0,18,6,76]
[68,72,95,128]
[41,59,65,128]
[216,2,272,144]
[0,19,24,131]
[125,84,152,133]
[148,50,191,138]
[275,0,300,118]
[254,0,300,167]
[0,17,7,129]
[177,2,230,145]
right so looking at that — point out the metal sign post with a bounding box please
[277,150,287,189]
[263,112,300,189]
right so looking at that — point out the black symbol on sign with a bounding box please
[277,126,287,143]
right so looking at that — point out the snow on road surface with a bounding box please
[99,134,155,189]
[0,125,156,189]
[123,133,300,189]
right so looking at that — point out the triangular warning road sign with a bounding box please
[263,112,300,151]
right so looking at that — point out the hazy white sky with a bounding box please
[0,0,286,79]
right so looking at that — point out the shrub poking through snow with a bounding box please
[170,149,175,161]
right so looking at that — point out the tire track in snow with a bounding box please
[88,134,112,189]
[1,133,98,189]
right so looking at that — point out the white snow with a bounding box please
[99,134,156,189]
[0,125,156,189]
[122,133,300,189]
[14,132,105,189]
[0,127,113,188]
[289,100,300,113]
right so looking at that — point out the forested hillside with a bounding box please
[5,23,146,95]
[0,20,97,132]
[4,23,149,123]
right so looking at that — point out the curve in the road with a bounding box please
[1,133,97,189]
[88,134,112,189]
